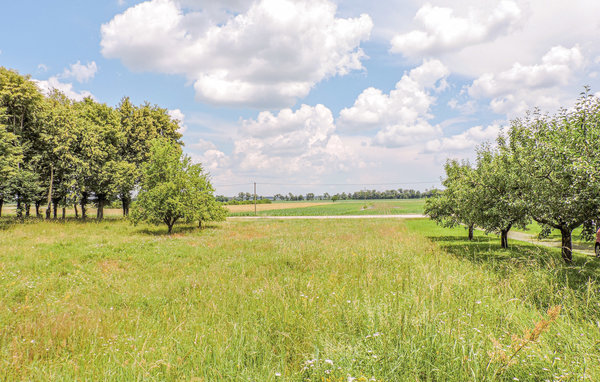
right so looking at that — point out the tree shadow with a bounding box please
[135,223,223,236]
[426,233,600,296]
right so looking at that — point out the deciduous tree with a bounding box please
[131,139,223,234]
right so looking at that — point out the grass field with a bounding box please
[2,216,600,380]
[227,199,426,216]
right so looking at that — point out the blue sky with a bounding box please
[2,0,599,196]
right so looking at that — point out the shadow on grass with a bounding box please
[427,234,600,295]
[135,223,223,236]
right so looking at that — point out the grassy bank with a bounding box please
[1,217,599,380]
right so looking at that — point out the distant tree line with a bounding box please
[216,189,437,202]
[270,189,437,201]
[0,67,182,220]
[425,89,600,264]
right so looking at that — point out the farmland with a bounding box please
[1,216,599,380]
[226,199,426,216]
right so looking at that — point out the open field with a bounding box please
[228,199,426,216]
[1,217,600,380]
[224,202,329,213]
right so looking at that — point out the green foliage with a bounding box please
[130,139,224,233]
[468,141,530,247]
[424,159,476,237]
[0,110,21,193]
[0,67,186,220]
[507,89,600,262]
[430,89,600,261]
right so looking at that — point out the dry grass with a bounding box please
[224,202,329,213]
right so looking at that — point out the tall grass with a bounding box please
[1,217,599,380]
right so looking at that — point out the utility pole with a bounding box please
[254,182,257,216]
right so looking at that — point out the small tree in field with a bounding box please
[131,139,224,234]
[425,159,477,240]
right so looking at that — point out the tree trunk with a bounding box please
[500,230,509,248]
[560,226,573,264]
[121,193,130,217]
[74,204,79,218]
[468,224,474,240]
[167,222,174,234]
[16,195,22,219]
[35,201,41,217]
[81,193,88,219]
[46,165,53,220]
[198,220,202,229]
[62,207,66,219]
[97,195,105,220]
[500,223,512,249]
[53,201,58,219]
[0,199,3,217]
[25,204,30,217]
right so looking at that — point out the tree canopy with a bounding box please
[130,139,225,233]
[0,66,187,221]
[427,89,600,262]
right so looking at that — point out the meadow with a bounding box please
[2,216,599,380]
[227,199,426,216]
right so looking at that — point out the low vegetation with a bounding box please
[2,217,599,380]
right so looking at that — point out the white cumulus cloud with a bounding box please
[101,0,373,108]
[235,104,353,173]
[338,59,449,147]
[62,61,97,83]
[424,124,505,154]
[390,1,522,57]
[468,45,585,115]
[34,77,94,101]
[167,108,187,133]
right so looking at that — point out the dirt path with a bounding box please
[508,230,596,257]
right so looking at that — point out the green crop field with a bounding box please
[228,199,426,216]
[2,217,599,380]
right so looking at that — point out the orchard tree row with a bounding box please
[0,66,182,219]
[425,89,600,264]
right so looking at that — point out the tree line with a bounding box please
[425,89,600,264]
[270,189,437,201]
[0,67,182,220]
